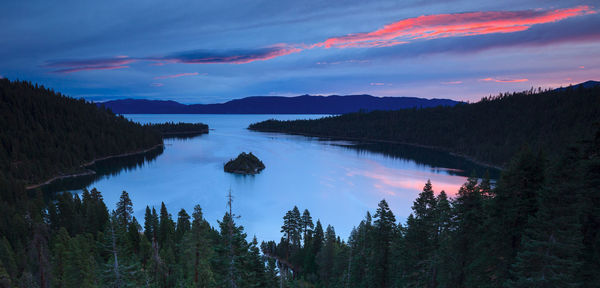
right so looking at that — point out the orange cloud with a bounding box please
[481,77,528,83]
[314,6,593,49]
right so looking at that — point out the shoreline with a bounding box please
[249,128,504,171]
[26,143,164,190]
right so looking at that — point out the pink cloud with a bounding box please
[370,82,385,86]
[480,77,529,83]
[44,5,595,73]
[150,83,164,87]
[154,72,201,79]
[314,6,594,49]
[442,81,463,85]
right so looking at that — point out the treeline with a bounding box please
[0,79,162,185]
[1,128,598,287]
[147,122,209,137]
[264,129,600,287]
[249,85,600,167]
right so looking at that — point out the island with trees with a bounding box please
[1,78,599,287]
[224,152,266,174]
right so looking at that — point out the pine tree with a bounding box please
[371,199,396,288]
[301,209,314,244]
[475,148,546,287]
[184,205,215,287]
[316,225,337,286]
[507,149,584,287]
[448,176,485,287]
[404,180,438,288]
[115,191,133,229]
[143,206,154,242]
[175,209,191,243]
[158,202,175,248]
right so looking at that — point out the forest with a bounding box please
[147,122,209,137]
[1,78,599,287]
[0,79,208,187]
[249,85,600,167]
[1,128,598,287]
[0,79,161,185]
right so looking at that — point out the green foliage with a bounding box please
[0,78,162,185]
[1,78,598,287]
[249,86,600,167]
[146,122,209,138]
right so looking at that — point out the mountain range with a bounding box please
[97,81,599,114]
[97,95,459,114]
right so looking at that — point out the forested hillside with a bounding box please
[249,85,600,167]
[0,79,162,185]
[0,79,598,287]
[0,131,598,287]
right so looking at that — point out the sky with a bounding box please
[1,0,599,103]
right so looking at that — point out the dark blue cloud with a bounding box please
[147,46,302,64]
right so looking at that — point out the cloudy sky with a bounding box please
[1,0,598,103]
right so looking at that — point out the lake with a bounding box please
[46,114,498,241]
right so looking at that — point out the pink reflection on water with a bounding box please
[345,160,467,199]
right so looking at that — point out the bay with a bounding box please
[46,114,497,241]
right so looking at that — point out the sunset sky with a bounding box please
[1,0,598,103]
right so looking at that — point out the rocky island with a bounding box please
[224,152,265,175]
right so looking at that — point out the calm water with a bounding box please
[47,114,497,241]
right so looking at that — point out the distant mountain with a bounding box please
[98,95,458,114]
[249,80,600,167]
[554,80,600,91]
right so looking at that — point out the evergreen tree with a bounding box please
[404,180,438,288]
[371,199,396,288]
[175,208,191,243]
[301,209,314,244]
[115,191,133,229]
[507,149,584,287]
[475,148,546,287]
[448,176,485,287]
[158,202,175,248]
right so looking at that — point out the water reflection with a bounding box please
[334,142,500,179]
[41,145,165,194]
[40,114,499,242]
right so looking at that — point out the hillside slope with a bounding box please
[250,83,600,167]
[0,79,162,184]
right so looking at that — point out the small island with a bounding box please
[224,152,266,175]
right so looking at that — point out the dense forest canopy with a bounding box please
[0,131,598,287]
[0,79,210,187]
[249,85,600,167]
[0,79,162,185]
[147,122,208,136]
[0,79,598,287]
